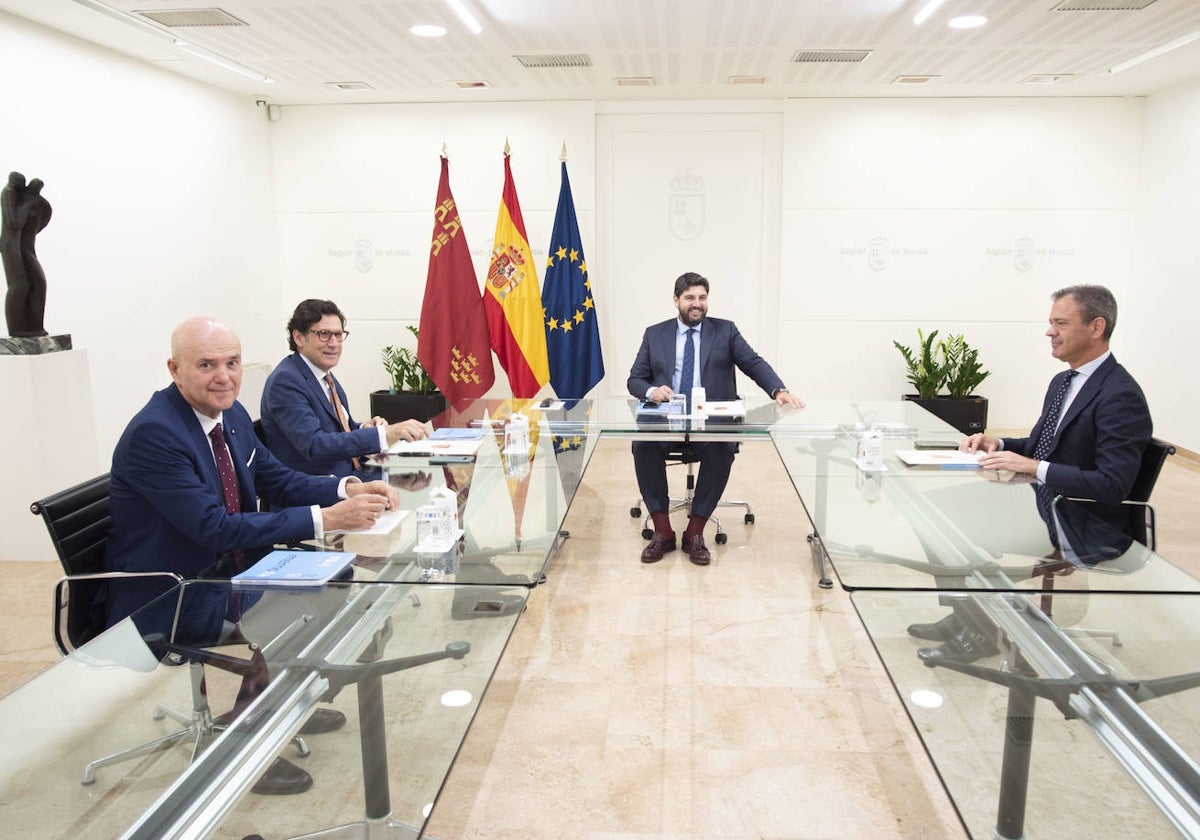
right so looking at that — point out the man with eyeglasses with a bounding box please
[261,299,429,479]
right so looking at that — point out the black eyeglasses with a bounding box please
[308,329,349,343]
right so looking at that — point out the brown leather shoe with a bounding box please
[251,757,313,795]
[681,533,711,566]
[300,707,347,735]
[640,533,676,563]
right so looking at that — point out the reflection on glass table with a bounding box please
[354,441,575,586]
[0,580,527,839]
[851,589,1200,839]
[772,427,1197,594]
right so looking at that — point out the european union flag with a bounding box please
[542,160,603,398]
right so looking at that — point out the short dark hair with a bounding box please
[673,272,709,298]
[287,299,345,351]
[1052,285,1117,341]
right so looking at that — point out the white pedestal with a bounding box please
[0,349,100,562]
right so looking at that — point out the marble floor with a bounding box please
[2,438,1198,839]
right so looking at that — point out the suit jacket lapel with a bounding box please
[1057,355,1115,436]
[655,321,676,383]
[166,386,224,493]
[293,352,339,424]
[697,319,715,383]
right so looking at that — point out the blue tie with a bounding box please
[1033,369,1078,543]
[679,328,696,407]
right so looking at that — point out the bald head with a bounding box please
[168,317,242,418]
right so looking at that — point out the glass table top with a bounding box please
[851,588,1200,839]
[771,423,1197,594]
[0,579,527,839]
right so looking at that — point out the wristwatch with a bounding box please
[773,387,789,398]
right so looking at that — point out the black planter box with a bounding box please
[903,395,988,435]
[369,391,447,423]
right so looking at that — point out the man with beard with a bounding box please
[627,272,804,566]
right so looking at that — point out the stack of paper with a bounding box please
[895,450,982,470]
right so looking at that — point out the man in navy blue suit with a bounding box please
[961,284,1152,536]
[911,285,1153,663]
[105,316,398,794]
[628,272,804,566]
[261,299,428,480]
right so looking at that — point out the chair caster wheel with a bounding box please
[715,532,728,545]
[641,528,654,540]
[745,513,755,525]
[630,506,641,518]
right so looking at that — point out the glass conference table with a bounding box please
[0,579,527,839]
[764,403,1200,838]
[9,397,1198,838]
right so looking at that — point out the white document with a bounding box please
[702,400,745,419]
[387,438,485,456]
[325,506,410,536]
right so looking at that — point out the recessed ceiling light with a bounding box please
[728,75,766,85]
[411,24,446,37]
[453,80,491,88]
[614,76,655,86]
[1109,29,1200,74]
[325,81,373,91]
[948,15,988,29]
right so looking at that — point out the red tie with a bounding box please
[210,422,247,620]
[325,372,361,471]
[209,423,242,514]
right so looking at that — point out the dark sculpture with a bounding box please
[2,171,53,337]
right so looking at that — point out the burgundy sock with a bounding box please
[650,510,673,537]
[684,515,706,540]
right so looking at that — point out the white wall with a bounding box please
[780,97,1145,432]
[1131,78,1200,452]
[1,12,279,464]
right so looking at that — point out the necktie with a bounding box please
[210,423,247,620]
[1033,369,1078,542]
[326,372,361,472]
[679,328,697,407]
[209,423,242,514]
[1033,370,1078,461]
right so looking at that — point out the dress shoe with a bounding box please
[215,706,346,735]
[251,757,313,796]
[681,533,711,566]
[299,707,347,735]
[906,613,963,642]
[640,533,676,563]
[917,626,999,666]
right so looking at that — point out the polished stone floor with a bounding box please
[2,437,1198,838]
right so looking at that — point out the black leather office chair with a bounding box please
[1053,437,1176,551]
[31,473,308,785]
[629,444,754,545]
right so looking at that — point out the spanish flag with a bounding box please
[484,148,549,398]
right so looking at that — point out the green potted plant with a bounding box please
[369,325,447,423]
[894,330,990,434]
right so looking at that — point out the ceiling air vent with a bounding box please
[1052,0,1157,10]
[454,80,491,89]
[135,8,248,27]
[792,49,872,64]
[325,81,372,91]
[893,75,937,85]
[614,76,654,86]
[514,54,592,68]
